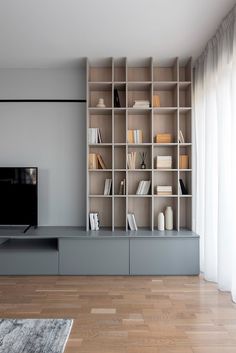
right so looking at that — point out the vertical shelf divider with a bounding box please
[177,57,180,231]
[86,58,89,231]
[125,57,128,231]
[112,57,115,231]
[151,57,154,231]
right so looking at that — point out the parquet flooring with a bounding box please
[0,276,236,353]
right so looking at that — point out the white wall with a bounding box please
[0,68,86,226]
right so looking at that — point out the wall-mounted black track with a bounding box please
[0,99,86,103]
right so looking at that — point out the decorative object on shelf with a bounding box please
[96,98,106,108]
[165,206,173,230]
[179,130,185,143]
[119,179,126,195]
[136,180,151,195]
[90,212,99,230]
[139,151,147,169]
[132,100,150,109]
[155,133,172,143]
[127,213,138,231]
[153,95,161,107]
[114,88,121,108]
[127,152,136,169]
[156,156,172,169]
[179,155,189,169]
[104,179,112,195]
[179,179,188,195]
[158,212,165,231]
[156,186,172,195]
[88,128,102,144]
[128,129,143,143]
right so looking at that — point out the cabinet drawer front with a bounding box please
[130,238,199,275]
[59,238,129,275]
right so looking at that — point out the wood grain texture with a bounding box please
[0,276,236,353]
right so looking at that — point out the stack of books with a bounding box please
[136,180,151,195]
[88,128,102,144]
[156,185,172,195]
[155,133,172,143]
[104,179,112,195]
[132,100,150,109]
[89,212,99,230]
[156,156,172,169]
[127,152,136,169]
[127,213,138,231]
[119,179,126,195]
[89,153,107,169]
[127,129,143,143]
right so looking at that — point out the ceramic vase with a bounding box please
[158,212,165,231]
[165,206,173,230]
[96,98,106,108]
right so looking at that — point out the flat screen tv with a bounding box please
[0,167,38,227]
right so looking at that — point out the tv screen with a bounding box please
[0,167,38,226]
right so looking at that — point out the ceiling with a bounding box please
[0,0,235,68]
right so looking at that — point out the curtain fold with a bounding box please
[194,5,236,301]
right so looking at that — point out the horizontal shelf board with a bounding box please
[179,81,192,88]
[89,108,112,115]
[153,82,178,90]
[114,169,126,172]
[180,195,192,197]
[89,195,112,197]
[128,143,152,146]
[154,169,178,172]
[89,169,113,172]
[153,143,178,146]
[154,195,178,198]
[179,169,192,171]
[114,143,126,146]
[179,107,192,113]
[114,195,126,197]
[89,143,112,147]
[127,108,152,114]
[153,108,177,113]
[127,169,152,172]
[128,195,152,198]
[88,82,112,90]
[179,143,192,146]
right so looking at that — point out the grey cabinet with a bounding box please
[59,238,129,275]
[130,237,199,275]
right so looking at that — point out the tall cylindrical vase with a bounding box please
[157,212,165,231]
[165,206,173,230]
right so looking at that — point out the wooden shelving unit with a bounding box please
[86,57,193,231]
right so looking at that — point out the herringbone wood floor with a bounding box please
[0,276,236,353]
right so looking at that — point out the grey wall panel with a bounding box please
[130,238,199,275]
[59,238,129,275]
[0,251,58,275]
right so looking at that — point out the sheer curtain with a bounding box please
[194,5,236,301]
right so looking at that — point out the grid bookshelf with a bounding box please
[86,57,193,231]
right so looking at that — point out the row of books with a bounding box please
[132,100,150,109]
[89,153,107,169]
[156,185,172,195]
[88,128,102,144]
[127,129,143,143]
[89,213,99,230]
[156,155,172,169]
[104,179,112,195]
[127,152,136,169]
[136,180,151,195]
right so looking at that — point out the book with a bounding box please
[153,95,161,107]
[156,156,172,169]
[179,155,188,169]
[88,128,102,144]
[127,213,138,231]
[104,179,112,195]
[133,100,150,109]
[89,153,98,169]
[136,180,151,195]
[179,130,185,143]
[179,179,188,195]
[155,133,172,143]
[119,179,126,195]
[127,130,143,143]
[89,212,99,230]
[156,185,172,195]
[127,152,136,169]
[97,154,107,169]
[114,88,121,108]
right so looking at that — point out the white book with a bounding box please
[132,214,138,231]
[97,128,102,143]
[144,180,151,194]
[94,213,99,230]
[90,213,95,230]
[127,213,134,230]
[179,130,185,143]
[136,180,143,195]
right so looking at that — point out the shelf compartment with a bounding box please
[89,84,112,108]
[154,197,178,230]
[128,145,152,170]
[153,171,178,195]
[179,84,192,108]
[179,145,192,169]
[128,197,152,229]
[114,58,126,82]
[153,110,177,143]
[128,111,152,143]
[114,112,126,143]
[89,171,112,196]
[179,60,192,82]
[153,59,178,81]
[89,146,112,169]
[179,110,191,143]
[89,197,112,229]
[114,146,126,169]
[89,112,112,143]
[0,238,58,251]
[179,171,192,196]
[128,170,151,195]
[153,145,178,170]
[127,83,151,108]
[128,59,152,82]
[153,83,177,108]
[180,197,192,230]
[114,197,126,229]
[89,63,112,82]
[114,171,126,195]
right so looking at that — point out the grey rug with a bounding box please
[0,319,73,353]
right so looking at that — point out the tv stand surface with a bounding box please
[0,226,199,276]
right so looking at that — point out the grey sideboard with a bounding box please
[0,227,200,275]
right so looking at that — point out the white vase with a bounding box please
[96,98,106,108]
[157,212,165,231]
[165,206,173,230]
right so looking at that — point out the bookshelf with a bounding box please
[87,57,193,231]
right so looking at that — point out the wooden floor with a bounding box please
[0,276,236,353]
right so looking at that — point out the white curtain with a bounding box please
[194,5,236,301]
